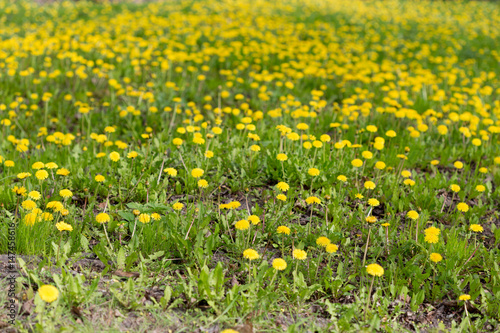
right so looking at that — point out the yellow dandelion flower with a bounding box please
[366,263,384,277]
[56,221,73,232]
[35,170,49,180]
[59,189,73,199]
[316,237,331,247]
[276,194,287,201]
[306,196,321,205]
[351,159,363,167]
[17,172,31,179]
[272,258,287,271]
[138,214,151,224]
[28,191,41,200]
[276,182,289,192]
[32,161,45,170]
[173,202,184,211]
[191,168,204,178]
[404,179,415,186]
[127,151,138,159]
[248,215,260,225]
[429,253,443,263]
[96,213,110,223]
[109,151,120,162]
[456,202,469,212]
[56,168,70,176]
[401,170,411,178]
[407,210,419,220]
[277,153,288,162]
[362,151,373,159]
[308,168,320,176]
[250,145,261,152]
[337,175,347,182]
[38,285,59,303]
[375,161,386,170]
[47,162,59,170]
[326,244,339,253]
[292,249,307,260]
[277,226,290,235]
[469,224,483,233]
[364,181,376,190]
[243,249,260,260]
[42,212,54,222]
[228,201,241,209]
[164,168,177,176]
[424,226,440,243]
[235,220,250,231]
[385,130,396,137]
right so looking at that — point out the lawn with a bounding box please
[0,0,500,332]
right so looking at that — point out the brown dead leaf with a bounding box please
[231,276,239,287]
[113,270,140,278]
[233,320,253,333]
[71,306,84,318]
[20,299,33,316]
[114,309,126,318]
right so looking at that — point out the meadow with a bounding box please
[0,0,500,331]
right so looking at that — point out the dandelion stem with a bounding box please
[103,223,113,250]
[248,262,252,285]
[293,260,299,294]
[268,270,278,291]
[184,213,197,240]
[355,170,359,191]
[56,232,62,265]
[385,225,390,255]
[362,227,371,269]
[178,150,189,173]
[415,217,420,244]
[325,206,328,228]
[447,192,455,214]
[281,234,285,258]
[308,208,313,237]
[157,156,166,185]
[242,223,250,249]
[311,149,317,167]
[365,275,375,320]
[131,217,138,240]
[314,251,323,282]
[15,196,20,218]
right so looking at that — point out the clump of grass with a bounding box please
[1,0,500,331]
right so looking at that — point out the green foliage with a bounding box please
[1,0,500,331]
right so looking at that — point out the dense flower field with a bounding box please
[1,0,499,331]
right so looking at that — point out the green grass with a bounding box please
[0,0,500,332]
